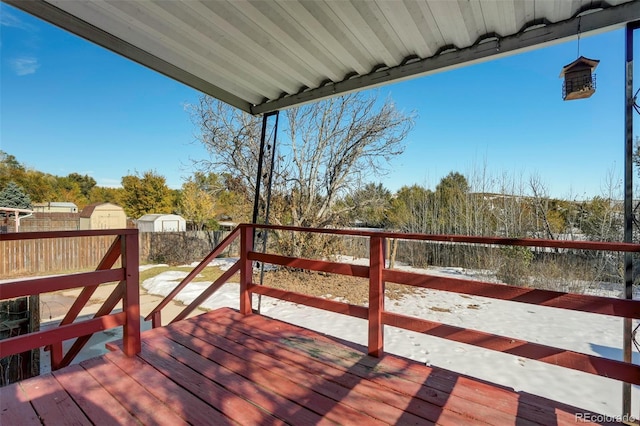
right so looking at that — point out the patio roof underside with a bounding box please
[8,0,640,115]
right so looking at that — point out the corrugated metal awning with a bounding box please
[6,0,640,114]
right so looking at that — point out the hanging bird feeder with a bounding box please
[560,56,599,101]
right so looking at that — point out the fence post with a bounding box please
[122,231,141,356]
[240,225,253,315]
[368,236,385,357]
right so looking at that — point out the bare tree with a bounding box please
[190,92,414,232]
[190,96,263,197]
[529,174,555,240]
[282,93,413,228]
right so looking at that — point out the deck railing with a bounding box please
[0,229,141,371]
[150,223,640,387]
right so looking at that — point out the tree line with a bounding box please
[1,147,623,242]
[0,150,251,228]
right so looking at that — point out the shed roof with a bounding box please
[33,202,78,208]
[8,0,639,115]
[80,202,123,218]
[137,214,185,222]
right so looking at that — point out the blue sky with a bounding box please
[1,3,637,200]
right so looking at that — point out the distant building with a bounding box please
[33,202,78,213]
[216,221,238,231]
[137,214,186,232]
[79,203,127,229]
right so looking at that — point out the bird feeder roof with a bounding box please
[559,56,600,77]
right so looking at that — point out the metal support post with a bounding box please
[251,111,279,313]
[623,21,640,418]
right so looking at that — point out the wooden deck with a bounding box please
[1,307,623,425]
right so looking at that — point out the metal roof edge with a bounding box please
[251,1,640,115]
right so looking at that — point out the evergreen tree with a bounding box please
[343,182,391,227]
[0,181,33,214]
[435,172,469,234]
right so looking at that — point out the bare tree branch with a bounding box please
[189,92,415,234]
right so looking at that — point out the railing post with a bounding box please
[368,236,385,357]
[240,225,253,315]
[122,231,141,356]
[151,311,161,328]
[49,344,63,371]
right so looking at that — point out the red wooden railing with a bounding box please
[0,229,141,371]
[151,223,640,386]
[146,226,241,328]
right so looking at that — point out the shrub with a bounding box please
[529,256,595,294]
[148,233,209,265]
[496,246,533,287]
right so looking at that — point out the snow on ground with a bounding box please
[139,264,168,272]
[142,257,640,418]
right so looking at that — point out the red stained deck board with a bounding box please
[144,326,385,426]
[135,340,289,426]
[179,311,482,426]
[0,382,41,426]
[217,307,612,426]
[194,309,534,426]
[163,321,419,426]
[17,372,92,425]
[80,357,189,426]
[240,310,607,426]
[102,351,236,426]
[52,364,139,426]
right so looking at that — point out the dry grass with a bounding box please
[259,269,420,306]
[429,306,452,313]
[139,265,231,284]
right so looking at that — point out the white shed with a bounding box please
[137,214,186,232]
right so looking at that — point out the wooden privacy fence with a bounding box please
[1,230,235,277]
[0,229,141,371]
[1,234,120,277]
[149,224,640,389]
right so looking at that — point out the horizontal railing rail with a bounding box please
[383,269,638,318]
[239,223,640,252]
[0,229,140,370]
[0,228,139,241]
[150,223,640,387]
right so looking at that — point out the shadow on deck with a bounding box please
[1,307,620,425]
